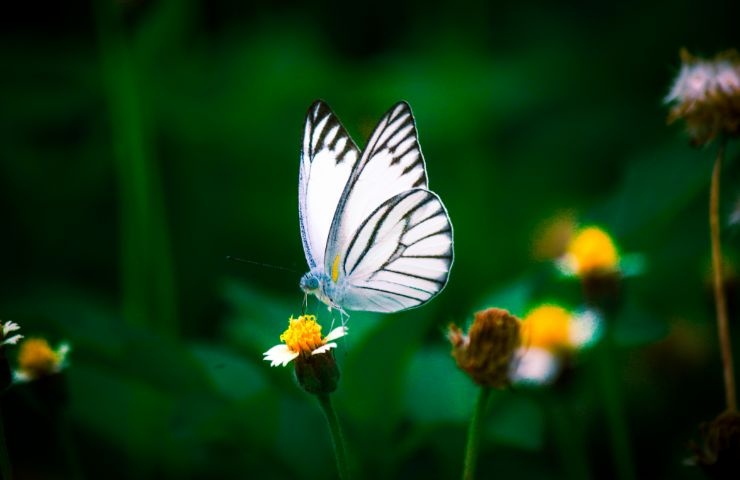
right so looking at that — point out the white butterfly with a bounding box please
[298,101,454,313]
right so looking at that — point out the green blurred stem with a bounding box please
[93,0,178,336]
[596,336,636,480]
[462,387,491,480]
[0,406,11,480]
[710,139,736,412]
[317,394,349,480]
[548,399,589,480]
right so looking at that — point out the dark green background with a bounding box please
[1,0,739,478]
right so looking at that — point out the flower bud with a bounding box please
[448,308,522,388]
[294,351,341,395]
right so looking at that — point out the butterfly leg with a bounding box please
[301,293,308,315]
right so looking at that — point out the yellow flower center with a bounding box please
[18,338,59,378]
[566,226,619,275]
[522,305,574,351]
[280,315,325,354]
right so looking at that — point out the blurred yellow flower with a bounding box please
[522,305,573,351]
[561,226,620,277]
[15,337,69,382]
[263,315,347,367]
[513,305,602,385]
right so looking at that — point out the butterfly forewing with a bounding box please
[299,101,360,269]
[324,102,429,273]
[339,189,453,313]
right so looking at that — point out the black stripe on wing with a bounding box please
[323,102,431,272]
[304,100,360,166]
[343,189,453,306]
[361,102,427,187]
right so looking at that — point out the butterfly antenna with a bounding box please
[226,256,297,273]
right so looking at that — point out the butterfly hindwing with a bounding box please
[339,188,453,313]
[299,101,360,269]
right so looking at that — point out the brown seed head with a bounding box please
[448,308,522,388]
[666,48,740,145]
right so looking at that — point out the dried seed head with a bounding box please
[666,48,740,145]
[448,308,522,388]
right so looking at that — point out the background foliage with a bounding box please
[1,0,739,478]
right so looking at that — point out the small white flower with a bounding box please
[263,315,347,367]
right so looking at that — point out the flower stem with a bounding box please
[710,138,736,412]
[93,0,178,337]
[596,335,636,480]
[548,399,590,480]
[0,405,12,480]
[317,394,350,480]
[463,387,491,480]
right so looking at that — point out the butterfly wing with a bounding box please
[324,101,430,272]
[339,188,453,312]
[299,101,361,269]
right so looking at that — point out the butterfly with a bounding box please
[298,101,454,313]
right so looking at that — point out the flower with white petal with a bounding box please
[264,315,347,367]
[512,304,603,386]
[14,338,70,382]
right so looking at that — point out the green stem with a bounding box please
[548,399,590,480]
[0,404,11,480]
[317,394,350,480]
[93,0,178,336]
[596,336,635,480]
[709,138,736,412]
[462,387,491,480]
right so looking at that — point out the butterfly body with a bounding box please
[298,101,453,313]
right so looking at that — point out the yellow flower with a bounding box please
[15,337,69,382]
[521,304,601,352]
[513,305,602,385]
[560,226,620,277]
[448,308,522,388]
[521,305,573,351]
[263,315,347,367]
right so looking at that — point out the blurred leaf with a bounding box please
[484,393,544,451]
[190,342,268,402]
[476,275,535,317]
[612,301,669,347]
[403,346,477,424]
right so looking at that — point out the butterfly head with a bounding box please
[300,270,345,311]
[300,272,321,294]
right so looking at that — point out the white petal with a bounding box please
[3,321,20,336]
[324,326,348,342]
[263,345,299,367]
[2,334,23,346]
[311,342,337,355]
[263,344,289,356]
[570,310,603,348]
[510,347,560,385]
[12,370,30,383]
